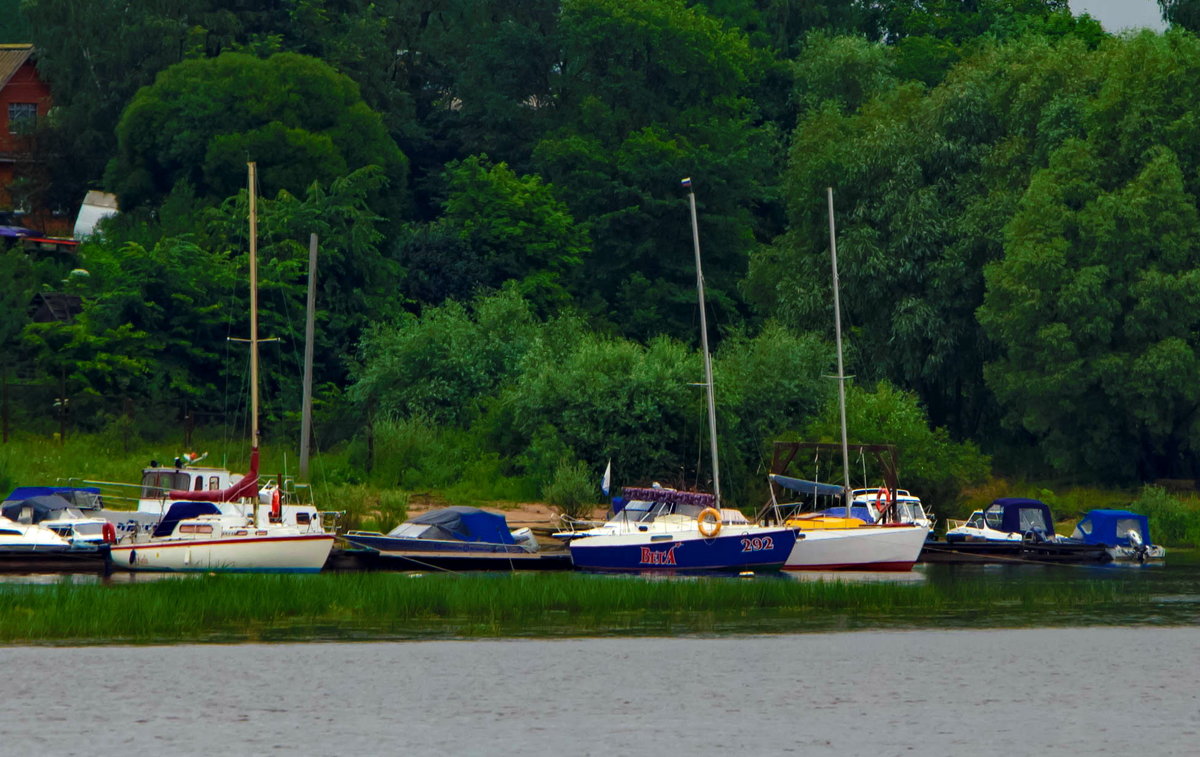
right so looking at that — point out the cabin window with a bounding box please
[194,477,203,491]
[1018,508,1048,533]
[967,513,985,529]
[1115,519,1142,540]
[983,508,1003,530]
[178,524,214,535]
[208,476,220,490]
[8,103,36,134]
[296,512,311,525]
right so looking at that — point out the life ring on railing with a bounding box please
[875,487,891,511]
[697,507,722,538]
[101,521,117,544]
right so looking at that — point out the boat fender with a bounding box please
[697,507,722,538]
[271,489,281,520]
[102,521,117,544]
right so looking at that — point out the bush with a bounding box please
[1130,485,1200,547]
[543,459,596,520]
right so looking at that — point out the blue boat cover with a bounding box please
[3,486,102,505]
[1074,509,1152,547]
[769,474,846,498]
[152,501,222,538]
[406,507,516,545]
[1,494,76,523]
[987,498,1053,534]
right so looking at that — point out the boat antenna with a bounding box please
[827,187,851,517]
[683,177,720,509]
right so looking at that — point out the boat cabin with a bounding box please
[1071,509,1152,549]
[946,497,1055,542]
[140,464,234,499]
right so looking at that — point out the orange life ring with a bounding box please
[697,507,722,538]
[270,488,282,519]
[875,487,891,510]
[101,521,117,544]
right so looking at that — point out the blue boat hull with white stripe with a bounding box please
[569,527,796,573]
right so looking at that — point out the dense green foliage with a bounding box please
[6,0,1200,518]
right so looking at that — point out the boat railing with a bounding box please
[946,518,968,531]
[556,513,606,533]
[58,476,158,510]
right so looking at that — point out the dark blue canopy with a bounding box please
[769,474,845,498]
[405,507,515,545]
[1,494,76,524]
[986,498,1054,534]
[1074,509,1152,547]
[153,501,222,538]
[4,486,102,508]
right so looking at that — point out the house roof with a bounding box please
[0,44,34,91]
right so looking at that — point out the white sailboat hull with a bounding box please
[110,533,334,573]
[785,525,927,571]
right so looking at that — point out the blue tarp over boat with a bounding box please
[769,474,845,498]
[406,506,516,545]
[1074,509,1152,547]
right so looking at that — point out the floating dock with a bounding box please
[918,540,1112,564]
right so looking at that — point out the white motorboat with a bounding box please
[944,498,1056,543]
[849,487,934,531]
[0,516,73,551]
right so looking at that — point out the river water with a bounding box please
[2,627,1197,756]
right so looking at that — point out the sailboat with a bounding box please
[109,164,335,573]
[566,179,797,573]
[761,188,927,571]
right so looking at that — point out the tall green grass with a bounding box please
[0,572,1155,645]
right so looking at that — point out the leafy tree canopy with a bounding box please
[106,52,408,219]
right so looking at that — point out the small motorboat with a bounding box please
[1,490,116,546]
[922,497,1111,564]
[944,497,1056,543]
[1068,509,1165,562]
[341,506,571,571]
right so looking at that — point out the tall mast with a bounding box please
[683,177,720,508]
[827,187,851,515]
[299,233,318,479]
[248,163,260,452]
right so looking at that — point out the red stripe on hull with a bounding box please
[110,534,333,552]
[783,561,915,572]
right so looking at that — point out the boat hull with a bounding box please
[109,534,334,573]
[330,547,574,572]
[569,528,796,573]
[783,525,927,571]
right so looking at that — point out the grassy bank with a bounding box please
[0,572,1161,645]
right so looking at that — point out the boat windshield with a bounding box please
[610,500,705,524]
[966,512,985,529]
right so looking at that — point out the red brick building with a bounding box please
[0,44,55,229]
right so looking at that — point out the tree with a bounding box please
[1159,1,1200,31]
[106,52,408,219]
[534,0,771,341]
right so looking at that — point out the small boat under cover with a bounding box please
[340,506,571,571]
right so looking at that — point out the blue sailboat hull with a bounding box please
[569,528,796,573]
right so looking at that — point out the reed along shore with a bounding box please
[0,572,1161,645]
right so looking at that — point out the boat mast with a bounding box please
[248,163,260,455]
[299,233,318,479]
[827,187,852,516]
[683,177,720,508]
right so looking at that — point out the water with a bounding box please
[1,628,1197,756]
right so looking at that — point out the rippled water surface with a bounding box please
[3,628,1198,757]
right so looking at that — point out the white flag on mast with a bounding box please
[601,460,612,497]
